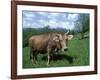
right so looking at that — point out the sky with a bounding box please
[22,11,79,30]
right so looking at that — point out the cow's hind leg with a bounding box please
[30,48,36,65]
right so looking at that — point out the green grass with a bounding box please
[22,35,89,68]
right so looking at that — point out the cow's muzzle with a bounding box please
[64,48,68,51]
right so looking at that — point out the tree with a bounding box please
[75,14,90,39]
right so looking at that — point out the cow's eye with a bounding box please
[66,39,68,41]
[59,39,62,41]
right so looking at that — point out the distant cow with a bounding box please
[29,32,73,65]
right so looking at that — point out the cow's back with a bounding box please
[29,34,50,50]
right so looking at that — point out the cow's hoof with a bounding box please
[35,61,38,64]
[46,63,50,66]
[31,60,36,65]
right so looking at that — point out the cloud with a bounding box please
[48,19,58,28]
[48,13,60,18]
[39,19,47,24]
[25,13,35,18]
[23,11,35,18]
[67,14,78,21]
[31,23,42,28]
[38,19,48,27]
[22,11,79,30]
[37,12,48,15]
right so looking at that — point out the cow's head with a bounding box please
[57,31,73,51]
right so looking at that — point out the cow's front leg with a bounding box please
[47,50,50,66]
[55,48,58,55]
[55,47,60,55]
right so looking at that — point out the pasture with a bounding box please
[22,33,89,68]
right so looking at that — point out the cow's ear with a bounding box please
[68,35,73,40]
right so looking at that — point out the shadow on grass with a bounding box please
[42,54,74,64]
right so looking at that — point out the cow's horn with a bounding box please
[66,31,69,34]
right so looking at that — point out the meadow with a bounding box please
[22,29,89,68]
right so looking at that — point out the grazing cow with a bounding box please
[29,32,73,65]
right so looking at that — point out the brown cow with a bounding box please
[29,32,73,66]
